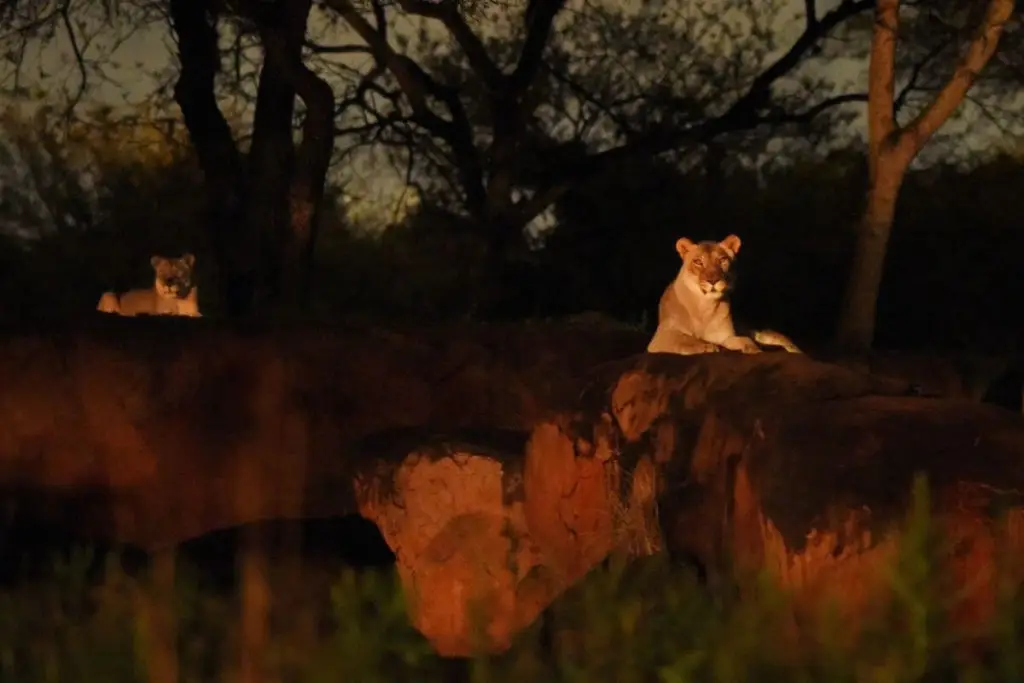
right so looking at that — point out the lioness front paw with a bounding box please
[724,336,762,354]
[740,340,762,354]
[699,342,722,354]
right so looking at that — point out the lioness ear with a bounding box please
[675,238,697,260]
[150,256,164,270]
[720,234,741,256]
[181,253,196,268]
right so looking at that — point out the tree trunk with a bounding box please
[247,0,331,313]
[281,63,333,309]
[169,0,251,316]
[476,214,534,319]
[836,147,912,352]
[171,0,325,316]
[245,23,300,311]
[835,0,1015,353]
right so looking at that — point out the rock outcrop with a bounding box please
[1,317,1023,657]
[0,316,643,544]
[530,352,1024,653]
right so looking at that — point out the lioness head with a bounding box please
[673,234,741,299]
[151,253,196,299]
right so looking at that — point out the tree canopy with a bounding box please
[0,0,1021,346]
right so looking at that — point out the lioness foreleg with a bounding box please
[647,325,722,355]
[720,335,762,354]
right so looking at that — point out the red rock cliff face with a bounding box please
[1,318,1023,656]
[540,352,1024,654]
[0,318,643,544]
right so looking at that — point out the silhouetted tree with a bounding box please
[323,0,876,260]
[167,0,334,315]
[4,0,1024,325]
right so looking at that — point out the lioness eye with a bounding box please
[692,258,704,267]
[720,259,729,268]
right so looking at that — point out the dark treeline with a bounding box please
[1,0,1022,354]
[326,150,1024,352]
[1,138,1020,353]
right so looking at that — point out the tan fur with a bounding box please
[752,329,802,354]
[96,292,121,314]
[647,235,801,356]
[96,254,202,318]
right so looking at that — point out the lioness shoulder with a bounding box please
[96,253,202,318]
[646,234,801,356]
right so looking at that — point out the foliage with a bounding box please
[3,105,1022,352]
[0,104,211,317]
[0,105,97,241]
[312,202,497,320]
[284,140,1024,354]
[328,0,788,212]
[322,0,880,235]
[3,0,1023,328]
[3,477,1024,681]
[4,0,1024,235]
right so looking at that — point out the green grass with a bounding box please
[2,477,1024,683]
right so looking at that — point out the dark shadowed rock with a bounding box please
[531,351,1024,652]
[0,316,645,548]
[2,318,1023,656]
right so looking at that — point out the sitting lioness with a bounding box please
[96,253,202,317]
[647,234,800,355]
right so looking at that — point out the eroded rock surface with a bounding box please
[540,352,1024,651]
[0,317,644,546]
[1,319,1023,657]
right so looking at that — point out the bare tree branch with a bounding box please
[59,2,87,120]
[320,0,493,214]
[392,0,505,89]
[893,36,953,117]
[769,92,869,125]
[320,0,450,133]
[804,0,818,29]
[516,0,877,227]
[726,0,874,126]
[904,0,1015,146]
[510,0,566,93]
[304,39,371,55]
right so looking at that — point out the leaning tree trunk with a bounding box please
[835,0,1015,353]
[837,144,913,353]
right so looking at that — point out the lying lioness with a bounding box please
[96,253,201,317]
[647,234,800,355]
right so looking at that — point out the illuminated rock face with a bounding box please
[0,319,1023,657]
[541,352,1024,657]
[360,352,1024,656]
